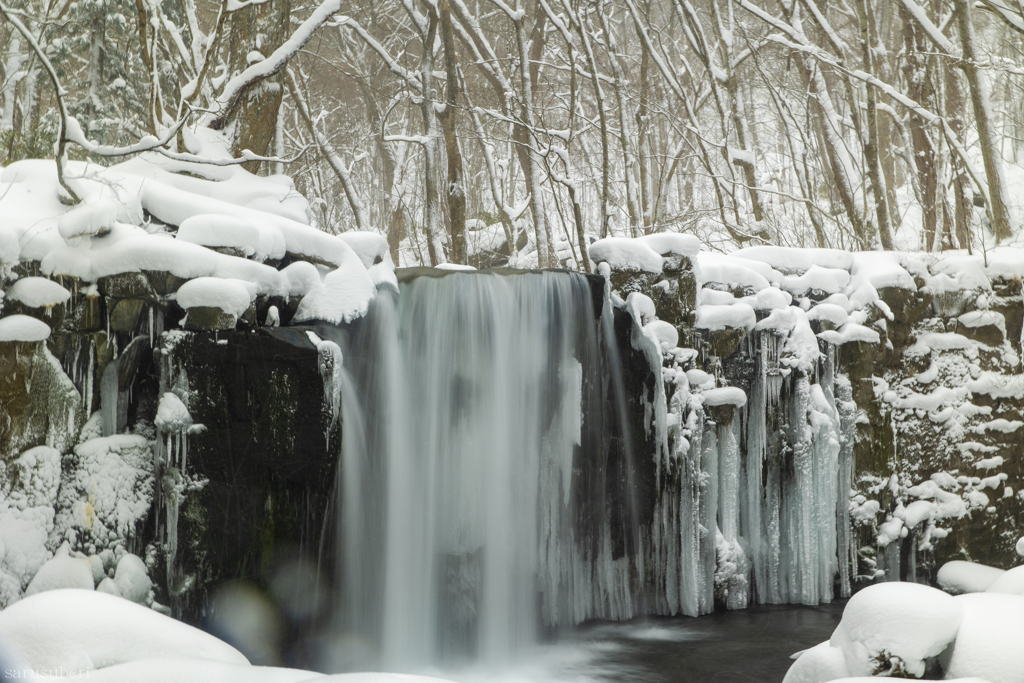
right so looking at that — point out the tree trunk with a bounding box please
[226,0,292,172]
[956,0,1013,241]
[438,0,468,264]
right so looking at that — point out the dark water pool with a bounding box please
[434,602,847,683]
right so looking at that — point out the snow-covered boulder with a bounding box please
[23,552,95,596]
[938,560,1006,595]
[113,553,152,604]
[829,582,962,678]
[0,314,51,342]
[985,566,1024,596]
[945,592,1024,683]
[781,641,849,683]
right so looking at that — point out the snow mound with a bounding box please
[645,320,679,348]
[113,554,151,604]
[176,277,255,317]
[177,215,262,256]
[0,589,248,671]
[829,582,962,678]
[155,393,193,432]
[292,254,376,325]
[57,198,118,243]
[702,387,748,408]
[640,233,701,257]
[588,237,664,273]
[985,566,1024,596]
[0,314,51,342]
[23,554,94,597]
[938,561,1007,594]
[696,303,756,332]
[945,592,1024,683]
[7,278,71,309]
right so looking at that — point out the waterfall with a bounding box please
[333,270,639,670]
[329,268,856,672]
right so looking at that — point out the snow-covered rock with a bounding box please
[937,561,1005,596]
[945,592,1024,683]
[113,553,152,604]
[781,641,849,683]
[985,566,1024,596]
[829,582,962,678]
[6,277,71,310]
[0,314,51,342]
[23,553,95,596]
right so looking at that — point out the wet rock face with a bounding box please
[158,327,340,622]
[0,340,83,460]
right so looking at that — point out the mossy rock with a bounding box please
[0,339,83,459]
[878,286,933,350]
[63,293,103,332]
[183,306,236,331]
[98,272,157,300]
[707,327,747,358]
[931,290,973,318]
[956,320,1006,349]
[707,403,737,426]
[108,298,149,332]
[144,270,190,296]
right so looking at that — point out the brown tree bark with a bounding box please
[226,0,292,172]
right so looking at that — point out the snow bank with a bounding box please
[0,447,61,607]
[177,214,263,256]
[829,582,962,678]
[699,252,773,290]
[23,554,94,596]
[0,590,461,682]
[292,255,376,325]
[1,156,388,331]
[0,589,249,671]
[640,233,701,257]
[696,303,756,332]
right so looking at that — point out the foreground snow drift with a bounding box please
[783,578,1024,683]
[0,590,457,683]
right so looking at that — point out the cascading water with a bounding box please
[332,270,644,670]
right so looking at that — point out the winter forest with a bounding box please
[2,0,1024,266]
[5,0,1024,679]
